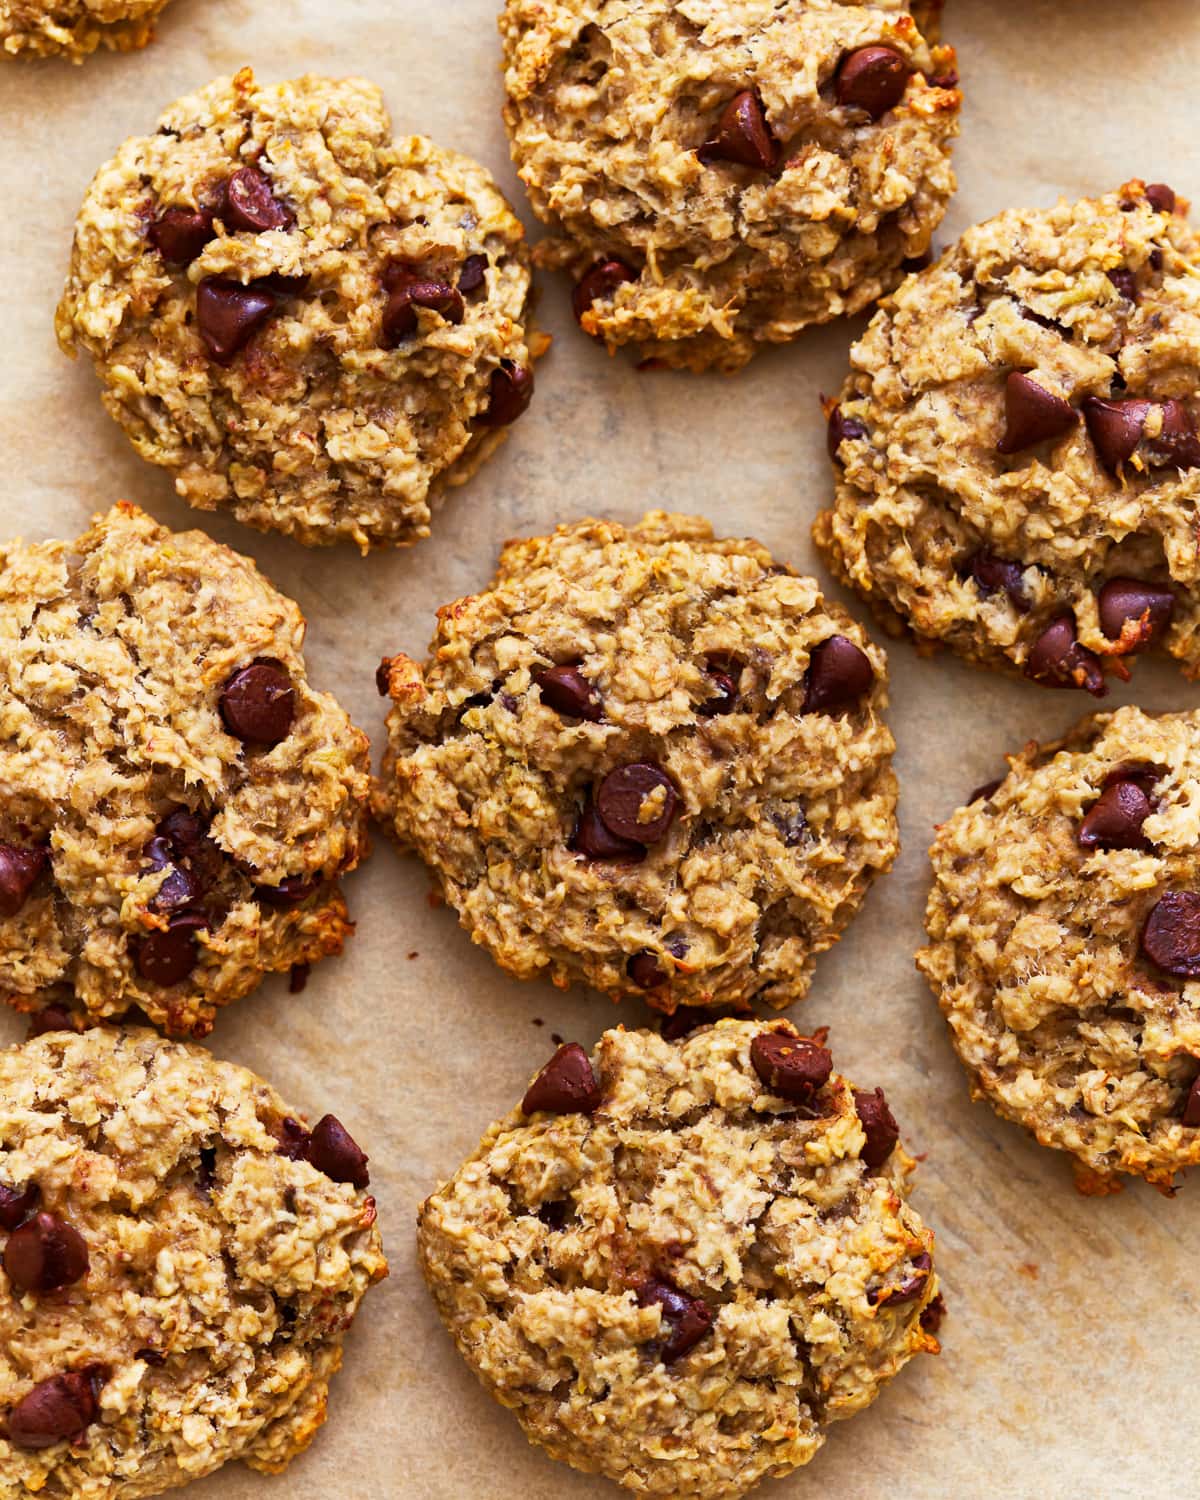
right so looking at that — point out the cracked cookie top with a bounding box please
[373,512,897,1013]
[56,69,537,550]
[919,704,1200,1192]
[815,181,1200,695]
[1,0,167,59]
[418,1019,939,1500]
[0,503,369,1036]
[0,1027,386,1496]
[500,0,959,370]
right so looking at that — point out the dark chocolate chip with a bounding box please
[0,1183,38,1231]
[826,405,867,462]
[521,1042,601,1115]
[221,166,293,234]
[595,763,679,844]
[1078,780,1153,851]
[854,1087,900,1169]
[1145,183,1176,214]
[1146,399,1200,471]
[870,1250,932,1307]
[834,45,911,119]
[750,1030,833,1101]
[1141,891,1200,977]
[996,372,1079,454]
[307,1115,370,1190]
[769,804,808,847]
[458,254,488,294]
[4,1212,89,1293]
[381,275,465,345]
[149,207,215,266]
[697,90,778,171]
[1083,396,1150,473]
[256,876,318,908]
[0,844,47,919]
[803,635,873,714]
[133,912,209,986]
[1183,1075,1200,1127]
[1106,269,1139,303]
[27,1007,75,1039]
[627,951,668,989]
[919,1291,947,1333]
[196,277,277,364]
[1150,247,1164,271]
[1097,578,1174,649]
[572,259,636,325]
[536,664,603,722]
[1024,616,1107,697]
[636,1278,713,1362]
[143,837,201,914]
[219,661,295,746]
[478,360,534,427]
[274,1117,311,1161]
[375,659,392,697]
[569,802,646,863]
[966,551,1030,613]
[5,1369,103,1451]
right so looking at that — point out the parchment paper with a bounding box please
[3,2,1200,1494]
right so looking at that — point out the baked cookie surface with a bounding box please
[373,512,897,1012]
[918,705,1200,1192]
[0,1027,386,1497]
[0,0,167,59]
[0,503,369,1037]
[418,1019,940,1499]
[56,68,537,550]
[815,182,1200,695]
[500,0,959,371]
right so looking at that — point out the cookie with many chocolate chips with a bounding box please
[500,0,959,371]
[815,182,1200,692]
[0,1027,386,1494]
[418,1020,939,1498]
[56,68,539,550]
[373,513,898,1012]
[0,0,168,59]
[919,704,1200,1192]
[0,503,369,1036]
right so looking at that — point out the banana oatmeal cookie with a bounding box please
[1,0,168,59]
[919,704,1200,1192]
[419,1019,940,1498]
[56,69,538,550]
[0,503,369,1037]
[0,1026,386,1496]
[815,181,1200,694]
[500,0,959,371]
[374,513,898,1012]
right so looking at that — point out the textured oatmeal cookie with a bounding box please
[918,704,1200,1192]
[418,1019,940,1499]
[0,0,167,60]
[815,181,1200,694]
[500,0,959,371]
[56,68,538,550]
[0,503,369,1037]
[0,1026,386,1496]
[373,512,897,1012]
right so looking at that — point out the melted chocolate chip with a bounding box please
[458,254,488,294]
[0,844,47,918]
[478,360,534,427]
[1106,269,1139,303]
[1097,578,1174,649]
[308,1115,370,1190]
[220,661,295,746]
[274,1118,311,1161]
[1083,396,1150,473]
[834,45,911,119]
[1141,892,1200,977]
[195,277,277,363]
[627,951,668,989]
[256,876,318,908]
[595,763,679,844]
[536,664,602,721]
[920,1291,947,1333]
[1024,616,1106,697]
[966,551,1030,613]
[0,1182,38,1231]
[569,802,646,863]
[854,1087,900,1169]
[221,166,293,234]
[521,1042,602,1115]
[1182,1075,1200,1128]
[1078,780,1153,851]
[750,1030,832,1101]
[697,90,778,171]
[826,405,867,462]
[133,912,209,986]
[1145,183,1177,214]
[4,1212,89,1293]
[803,635,873,714]
[27,1007,75,1039]
[143,836,201,914]
[5,1369,103,1451]
[870,1250,932,1307]
[997,372,1078,454]
[636,1278,713,1362]
[1146,399,1200,471]
[149,207,215,266]
[572,259,636,325]
[698,657,739,717]
[381,274,464,345]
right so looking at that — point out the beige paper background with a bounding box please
[3,1,1200,1495]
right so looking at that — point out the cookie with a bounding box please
[418,1019,940,1499]
[0,1026,386,1494]
[0,503,369,1037]
[500,0,959,371]
[56,68,539,551]
[373,512,897,1013]
[1,0,166,59]
[918,704,1200,1192]
[815,181,1200,695]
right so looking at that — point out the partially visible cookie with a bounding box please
[419,1019,940,1499]
[1,0,167,59]
[500,0,959,370]
[815,181,1200,694]
[56,69,539,550]
[0,1027,386,1495]
[0,503,369,1036]
[373,512,897,1013]
[919,704,1200,1192]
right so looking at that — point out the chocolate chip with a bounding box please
[636,1278,713,1362]
[521,1042,602,1115]
[274,1117,311,1160]
[1183,1075,1200,1128]
[536,664,602,722]
[569,802,646,863]
[5,1369,103,1451]
[1078,780,1153,851]
[803,635,873,714]
[1145,183,1176,214]
[143,837,201,914]
[1146,399,1200,471]
[595,763,679,845]
[256,876,318,908]
[627,951,668,989]
[133,912,208,986]
[997,372,1079,454]
[697,90,777,171]
[458,254,488,294]
[27,1007,75,1039]
[854,1087,900,1169]
[0,844,47,918]
[1083,396,1150,473]
[1097,578,1174,649]
[572,259,636,325]
[381,273,464,345]
[826,405,867,462]
[750,1030,833,1101]
[1141,892,1200,977]
[478,360,534,427]
[375,659,392,697]
[196,277,277,364]
[221,166,293,234]
[0,1183,38,1231]
[219,661,295,746]
[966,551,1030,612]
[920,1292,946,1333]
[4,1212,89,1293]
[834,45,911,119]
[1106,269,1139,303]
[659,1007,718,1041]
[870,1250,932,1307]
[149,207,215,266]
[1024,616,1106,697]
[769,804,808,847]
[698,658,739,717]
[308,1115,370,1190]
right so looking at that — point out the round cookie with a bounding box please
[0,1026,386,1494]
[500,0,959,371]
[56,68,539,550]
[815,181,1200,695]
[373,512,898,1012]
[918,704,1200,1192]
[1,0,167,59]
[0,503,369,1037]
[419,1019,941,1499]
